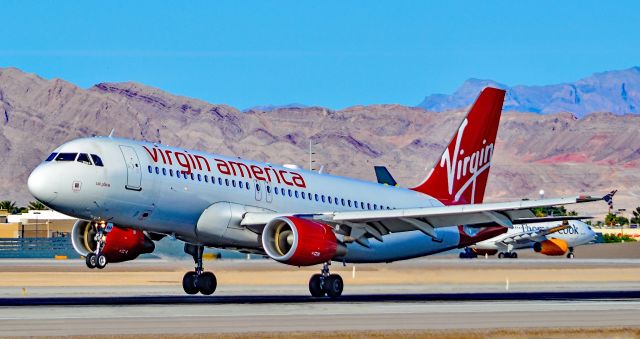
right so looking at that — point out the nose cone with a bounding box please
[27,166,58,203]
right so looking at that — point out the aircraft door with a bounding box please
[265,181,273,203]
[119,145,142,191]
[254,179,262,201]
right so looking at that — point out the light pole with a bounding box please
[616,208,626,237]
[34,211,41,238]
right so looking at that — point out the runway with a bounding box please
[1,257,639,336]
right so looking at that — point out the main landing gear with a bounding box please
[567,247,575,259]
[85,222,108,269]
[182,244,217,295]
[498,251,518,259]
[459,247,478,259]
[308,262,344,298]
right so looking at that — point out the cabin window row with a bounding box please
[148,165,393,211]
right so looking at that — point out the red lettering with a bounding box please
[194,155,211,172]
[175,152,192,174]
[251,165,266,181]
[291,172,306,188]
[164,150,173,165]
[187,153,198,170]
[264,167,280,183]
[229,161,251,178]
[279,170,293,185]
[143,146,159,162]
[216,159,231,175]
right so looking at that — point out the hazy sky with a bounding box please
[1,1,639,109]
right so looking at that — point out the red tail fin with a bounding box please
[411,87,505,205]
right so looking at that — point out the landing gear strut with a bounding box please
[309,262,343,298]
[182,244,217,295]
[85,222,109,269]
[567,247,575,259]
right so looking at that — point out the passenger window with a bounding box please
[45,153,58,161]
[328,196,332,204]
[204,175,208,183]
[197,174,202,181]
[225,179,229,186]
[301,192,306,199]
[315,194,319,201]
[218,178,222,185]
[348,200,352,207]
[288,189,292,197]
[148,165,153,173]
[334,197,339,205]
[267,186,271,193]
[183,172,188,179]
[190,173,195,180]
[90,154,104,167]
[281,188,286,195]
[361,202,365,209]
[232,180,236,187]
[341,199,345,206]
[274,187,279,195]
[155,167,159,174]
[55,153,77,161]
[321,195,325,203]
[162,168,167,176]
[256,184,260,191]
[308,193,312,200]
[295,191,299,198]
[169,169,174,177]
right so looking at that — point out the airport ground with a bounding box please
[0,242,639,337]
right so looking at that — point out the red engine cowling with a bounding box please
[261,216,345,266]
[533,238,568,256]
[72,220,155,263]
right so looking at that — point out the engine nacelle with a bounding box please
[533,238,568,256]
[71,220,155,263]
[261,216,346,266]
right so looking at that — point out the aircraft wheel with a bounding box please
[182,271,199,295]
[567,252,575,259]
[459,252,467,259]
[309,274,325,297]
[510,252,518,259]
[324,274,344,298]
[85,253,97,269]
[96,255,107,269]
[498,252,505,259]
[198,271,217,295]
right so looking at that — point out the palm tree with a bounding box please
[27,201,47,210]
[632,207,640,225]
[0,200,17,212]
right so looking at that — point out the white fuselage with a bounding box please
[28,136,484,262]
[473,220,597,251]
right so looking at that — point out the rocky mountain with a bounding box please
[418,67,640,117]
[0,67,637,218]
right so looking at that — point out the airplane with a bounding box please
[458,219,597,259]
[26,87,607,298]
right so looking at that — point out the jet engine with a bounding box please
[533,238,568,256]
[71,220,155,263]
[261,216,346,266]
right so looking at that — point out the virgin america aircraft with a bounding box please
[27,87,604,297]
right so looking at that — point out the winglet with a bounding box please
[108,129,115,138]
[603,190,617,210]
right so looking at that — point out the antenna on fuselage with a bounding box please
[108,129,115,138]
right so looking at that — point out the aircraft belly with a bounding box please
[342,228,461,263]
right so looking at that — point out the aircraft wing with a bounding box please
[498,224,570,245]
[241,194,603,242]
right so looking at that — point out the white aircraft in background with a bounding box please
[459,219,597,259]
[27,87,606,298]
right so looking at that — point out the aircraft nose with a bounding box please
[27,166,58,203]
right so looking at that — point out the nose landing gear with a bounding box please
[85,222,109,269]
[309,262,344,298]
[182,244,217,295]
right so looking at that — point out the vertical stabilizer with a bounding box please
[411,87,506,205]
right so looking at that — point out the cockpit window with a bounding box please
[55,153,78,161]
[45,153,58,161]
[77,153,92,165]
[90,154,104,167]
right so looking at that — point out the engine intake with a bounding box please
[533,238,568,256]
[261,216,346,266]
[71,220,155,263]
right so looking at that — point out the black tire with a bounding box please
[498,252,504,259]
[96,255,107,269]
[309,274,325,297]
[510,252,518,259]
[459,252,466,259]
[198,271,217,295]
[324,274,344,298]
[182,271,199,295]
[85,253,97,269]
[567,252,575,259]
